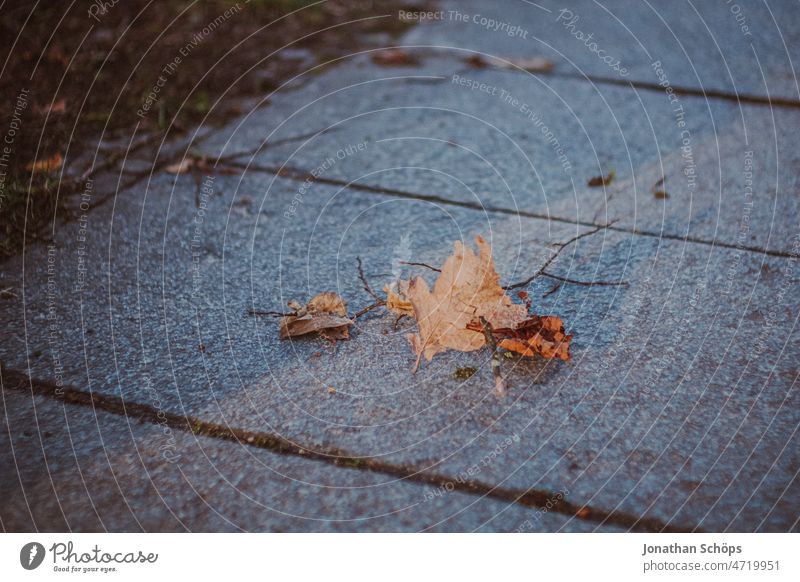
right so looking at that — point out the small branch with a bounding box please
[248,309,291,317]
[216,127,339,163]
[356,257,381,301]
[74,129,164,186]
[504,221,620,291]
[479,316,505,397]
[353,300,386,320]
[542,282,562,298]
[399,260,441,273]
[539,271,628,287]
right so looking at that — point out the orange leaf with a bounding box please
[26,153,62,173]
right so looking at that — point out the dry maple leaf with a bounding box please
[279,291,353,341]
[405,236,571,369]
[405,236,527,369]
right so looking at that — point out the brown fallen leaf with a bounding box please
[467,315,571,361]
[588,170,616,187]
[652,176,669,199]
[405,236,571,369]
[490,56,554,73]
[166,158,194,174]
[166,155,240,176]
[465,54,488,68]
[384,281,414,317]
[405,236,526,368]
[37,99,66,115]
[406,274,484,368]
[26,153,63,173]
[279,291,354,341]
[371,48,419,67]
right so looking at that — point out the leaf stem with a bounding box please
[479,316,505,397]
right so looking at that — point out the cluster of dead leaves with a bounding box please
[279,292,354,342]
[387,236,570,370]
[278,236,571,375]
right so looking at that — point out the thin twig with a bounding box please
[248,309,291,317]
[74,130,165,185]
[542,282,562,298]
[353,300,386,320]
[479,316,505,397]
[356,257,381,301]
[539,271,628,287]
[504,222,623,291]
[216,127,339,163]
[399,260,441,272]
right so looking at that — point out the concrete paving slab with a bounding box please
[1,0,798,534]
[197,49,799,256]
[1,167,797,531]
[201,220,800,532]
[0,172,585,406]
[401,0,800,103]
[0,388,605,532]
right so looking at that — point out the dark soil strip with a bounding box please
[2,366,698,533]
[243,163,797,260]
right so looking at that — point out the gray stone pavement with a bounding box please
[1,0,798,532]
[399,0,800,103]
[2,390,599,532]
[200,46,800,255]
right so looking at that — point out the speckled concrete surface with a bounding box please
[1,0,798,532]
[0,388,610,532]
